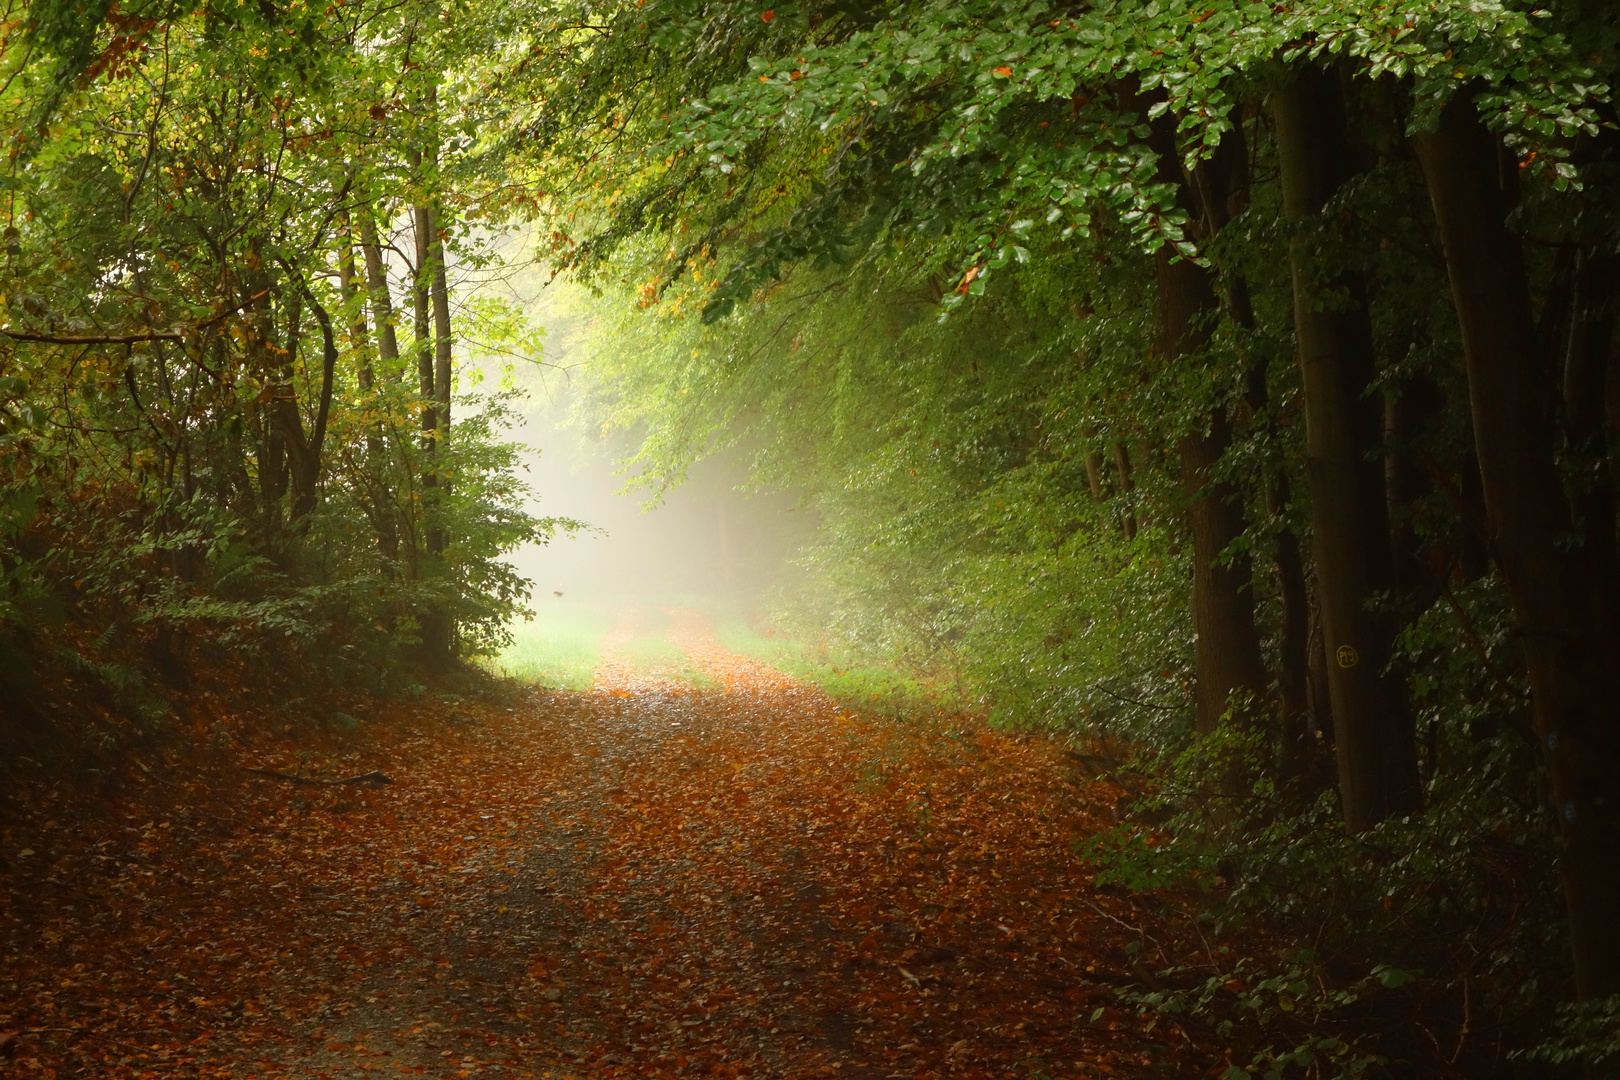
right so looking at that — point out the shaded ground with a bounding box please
[2,611,1212,1079]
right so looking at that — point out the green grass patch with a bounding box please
[484,601,613,690]
[715,619,969,720]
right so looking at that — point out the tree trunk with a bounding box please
[411,129,451,666]
[272,280,337,524]
[413,201,437,448]
[1198,123,1316,785]
[338,226,373,392]
[1114,443,1138,540]
[1268,476,1313,785]
[1412,93,1620,1000]
[1149,110,1269,737]
[1084,450,1107,501]
[270,289,319,522]
[357,208,402,370]
[1158,247,1269,736]
[428,212,453,434]
[1274,66,1420,830]
[354,205,402,566]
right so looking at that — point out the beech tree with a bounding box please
[0,0,567,703]
[488,0,1620,1065]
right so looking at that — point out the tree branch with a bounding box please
[0,289,273,346]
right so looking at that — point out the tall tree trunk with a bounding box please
[1198,126,1316,785]
[1158,247,1269,736]
[1148,110,1269,737]
[413,201,437,450]
[270,278,338,524]
[274,289,318,521]
[357,208,402,370]
[1268,476,1313,784]
[338,225,373,392]
[428,213,453,434]
[1413,94,1620,1000]
[1274,66,1420,830]
[411,121,451,666]
[1159,114,1270,738]
[354,205,403,566]
[1085,450,1107,502]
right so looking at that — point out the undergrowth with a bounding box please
[716,617,969,721]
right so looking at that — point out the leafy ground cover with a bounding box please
[1,611,1227,1079]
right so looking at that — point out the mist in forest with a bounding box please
[504,403,802,611]
[484,290,807,615]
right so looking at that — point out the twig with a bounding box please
[241,767,393,787]
[1082,899,1164,961]
[0,289,272,346]
[1450,969,1473,1065]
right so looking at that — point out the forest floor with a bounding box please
[1,610,1221,1080]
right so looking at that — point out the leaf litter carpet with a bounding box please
[2,611,1209,1079]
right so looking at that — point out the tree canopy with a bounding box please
[4,0,1620,1072]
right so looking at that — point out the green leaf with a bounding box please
[1373,965,1416,989]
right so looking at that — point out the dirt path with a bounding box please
[2,612,1203,1079]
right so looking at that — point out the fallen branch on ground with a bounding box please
[241,767,393,787]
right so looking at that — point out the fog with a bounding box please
[502,402,805,611]
[484,290,808,617]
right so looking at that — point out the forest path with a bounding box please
[3,612,1201,1080]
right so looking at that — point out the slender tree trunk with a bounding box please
[358,208,402,370]
[411,119,451,665]
[1147,109,1269,736]
[1413,94,1620,1000]
[1085,450,1107,502]
[1200,125,1317,785]
[247,274,286,531]
[275,290,318,521]
[1114,443,1138,540]
[302,285,339,495]
[339,223,386,482]
[1274,66,1419,829]
[1268,476,1313,783]
[413,201,437,450]
[338,226,373,392]
[1158,247,1269,736]
[428,213,453,434]
[354,205,403,566]
[270,281,337,524]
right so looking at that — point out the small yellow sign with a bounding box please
[1336,645,1360,669]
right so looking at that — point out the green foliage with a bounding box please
[1525,994,1620,1071]
[490,0,1620,1071]
[0,0,582,746]
[1077,575,1563,1073]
